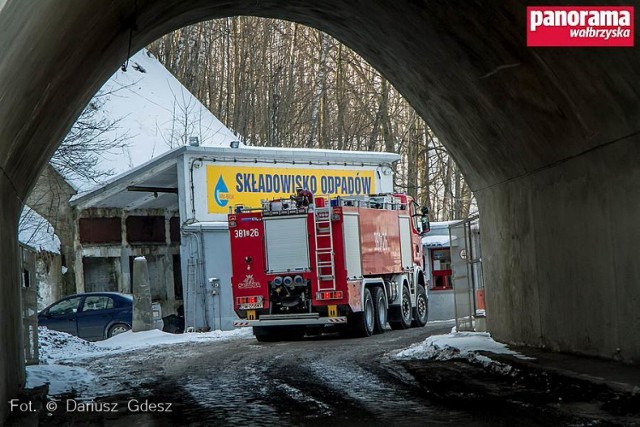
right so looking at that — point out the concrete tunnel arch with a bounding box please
[1,0,640,419]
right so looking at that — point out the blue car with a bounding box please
[38,292,133,341]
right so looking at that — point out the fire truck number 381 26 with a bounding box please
[234,228,260,238]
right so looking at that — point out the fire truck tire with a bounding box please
[411,284,429,327]
[253,326,305,342]
[347,288,374,337]
[372,287,387,334]
[390,285,412,330]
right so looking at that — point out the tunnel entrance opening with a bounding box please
[23,12,477,342]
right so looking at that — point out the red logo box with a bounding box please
[527,6,634,47]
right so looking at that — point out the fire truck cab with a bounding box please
[229,193,430,341]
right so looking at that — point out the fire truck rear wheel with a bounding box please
[390,285,412,330]
[411,284,429,327]
[372,287,387,334]
[347,288,374,337]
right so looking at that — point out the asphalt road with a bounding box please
[13,322,640,426]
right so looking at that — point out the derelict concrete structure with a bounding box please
[1,0,639,420]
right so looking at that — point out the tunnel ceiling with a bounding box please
[1,0,639,200]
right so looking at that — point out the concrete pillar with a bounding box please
[121,211,130,294]
[72,211,85,294]
[0,179,25,422]
[120,247,131,294]
[162,253,176,317]
[132,256,153,332]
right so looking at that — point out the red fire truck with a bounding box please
[229,193,430,341]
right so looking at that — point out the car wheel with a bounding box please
[107,323,130,338]
[372,287,387,334]
[390,284,412,330]
[412,284,429,327]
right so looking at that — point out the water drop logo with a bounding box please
[214,175,229,207]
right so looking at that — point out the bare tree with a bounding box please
[50,91,130,183]
[307,33,330,147]
[148,17,476,220]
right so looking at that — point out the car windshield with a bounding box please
[49,297,81,316]
[82,296,114,311]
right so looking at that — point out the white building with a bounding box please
[422,221,459,321]
[71,145,399,331]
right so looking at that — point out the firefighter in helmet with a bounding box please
[294,188,314,207]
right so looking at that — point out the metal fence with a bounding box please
[22,287,39,365]
[20,245,39,365]
[449,215,485,332]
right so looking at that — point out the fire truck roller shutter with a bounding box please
[264,216,310,273]
[343,213,362,278]
[399,216,412,269]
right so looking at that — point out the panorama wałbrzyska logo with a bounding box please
[527,6,634,47]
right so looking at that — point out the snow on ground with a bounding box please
[26,365,97,396]
[27,326,252,398]
[30,326,531,399]
[37,327,103,364]
[93,327,252,353]
[395,330,533,372]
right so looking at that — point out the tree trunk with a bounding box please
[307,33,329,148]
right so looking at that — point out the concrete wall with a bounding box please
[0,179,25,420]
[83,257,121,292]
[75,208,181,317]
[480,134,640,362]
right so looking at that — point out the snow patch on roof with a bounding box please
[18,207,61,254]
[422,234,450,247]
[421,221,462,246]
[69,48,239,191]
[430,220,463,228]
[239,144,399,159]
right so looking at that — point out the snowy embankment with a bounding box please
[394,329,533,374]
[27,327,252,397]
